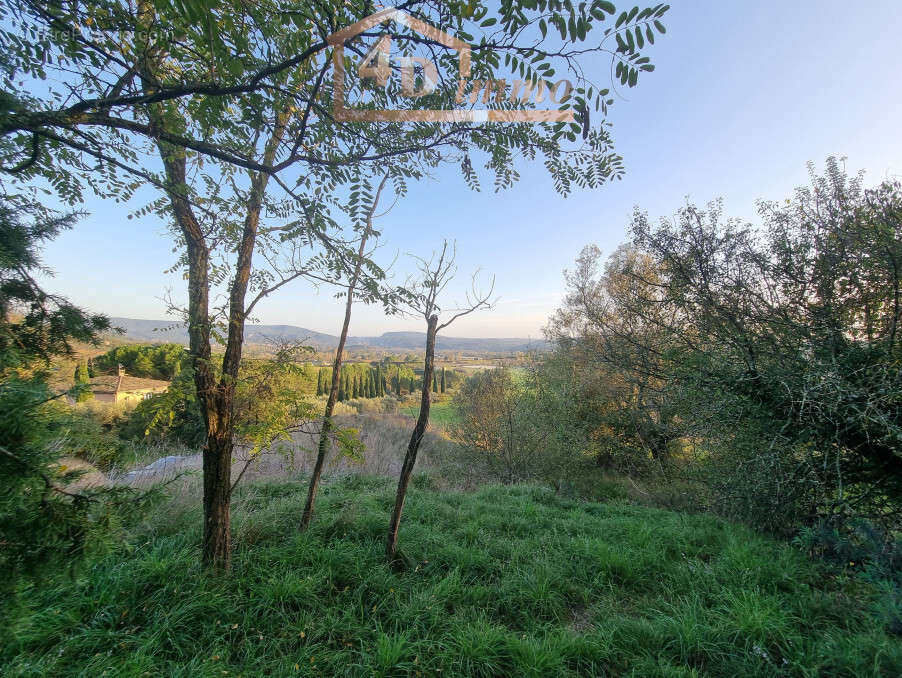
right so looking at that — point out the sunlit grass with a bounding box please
[401,398,458,429]
[2,478,899,676]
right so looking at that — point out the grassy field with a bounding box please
[2,478,900,677]
[401,399,458,429]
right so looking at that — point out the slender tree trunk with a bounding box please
[386,314,437,563]
[300,239,367,528]
[301,174,387,529]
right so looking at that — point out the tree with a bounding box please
[546,243,681,469]
[4,1,671,571]
[441,367,446,393]
[386,242,493,563]
[0,196,110,369]
[3,2,668,199]
[432,372,438,393]
[74,361,93,402]
[450,365,578,486]
[551,158,902,535]
[0,195,145,587]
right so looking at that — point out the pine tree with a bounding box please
[441,367,446,393]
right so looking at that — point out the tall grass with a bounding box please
[3,479,899,676]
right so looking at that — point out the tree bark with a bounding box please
[302,173,387,529]
[386,314,438,563]
[141,7,290,566]
[300,235,367,529]
[136,0,231,571]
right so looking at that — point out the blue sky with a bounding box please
[38,1,902,338]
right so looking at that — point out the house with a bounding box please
[89,365,170,405]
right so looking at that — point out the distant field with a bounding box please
[401,398,458,428]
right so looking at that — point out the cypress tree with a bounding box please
[441,367,446,393]
[316,369,323,396]
[352,374,359,399]
[74,361,93,402]
[432,372,438,392]
[338,370,345,401]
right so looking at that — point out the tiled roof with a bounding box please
[89,374,170,394]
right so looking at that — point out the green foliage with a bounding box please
[44,401,125,471]
[120,367,205,447]
[0,193,140,590]
[0,375,154,591]
[232,347,320,456]
[94,343,187,381]
[549,158,902,537]
[0,196,110,368]
[2,480,899,675]
[451,368,582,484]
[73,361,92,402]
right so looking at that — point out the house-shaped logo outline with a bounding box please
[327,7,573,123]
[327,7,474,122]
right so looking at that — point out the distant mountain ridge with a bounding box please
[107,318,548,353]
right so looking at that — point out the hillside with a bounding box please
[3,479,898,677]
[107,317,548,352]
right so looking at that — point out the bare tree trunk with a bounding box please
[157,144,229,569]
[301,173,387,529]
[386,314,437,563]
[300,238,367,528]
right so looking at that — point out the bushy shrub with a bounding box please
[450,368,582,486]
[547,159,902,539]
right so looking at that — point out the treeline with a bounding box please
[315,364,452,400]
[93,343,187,381]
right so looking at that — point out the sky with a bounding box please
[36,0,902,339]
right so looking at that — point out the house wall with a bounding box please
[115,387,167,404]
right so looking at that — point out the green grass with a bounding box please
[2,478,900,677]
[402,399,458,428]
